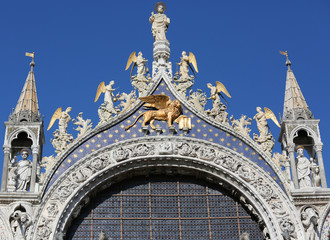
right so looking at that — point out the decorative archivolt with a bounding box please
[31,138,304,240]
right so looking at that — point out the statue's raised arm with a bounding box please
[149,2,170,42]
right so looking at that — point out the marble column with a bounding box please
[314,144,327,188]
[287,143,299,189]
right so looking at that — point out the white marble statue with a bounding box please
[58,107,72,134]
[125,52,151,96]
[312,165,321,187]
[301,207,318,240]
[174,51,198,95]
[253,107,280,157]
[10,210,32,240]
[95,81,120,125]
[48,107,74,154]
[296,146,312,188]
[149,2,170,41]
[95,81,117,114]
[16,149,32,191]
[254,107,269,138]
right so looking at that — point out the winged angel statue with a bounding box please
[125,52,151,96]
[47,107,73,154]
[174,51,198,96]
[253,107,280,156]
[205,81,231,125]
[125,95,183,130]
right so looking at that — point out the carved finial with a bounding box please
[279,50,291,70]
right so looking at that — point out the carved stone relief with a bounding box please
[33,138,301,239]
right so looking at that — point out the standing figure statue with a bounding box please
[48,107,74,154]
[125,52,151,96]
[296,146,312,188]
[149,2,170,42]
[174,51,198,96]
[254,107,269,137]
[95,81,120,125]
[48,107,72,134]
[205,81,231,125]
[253,107,280,156]
[16,149,32,191]
[95,81,117,113]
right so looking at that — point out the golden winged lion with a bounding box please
[125,95,183,130]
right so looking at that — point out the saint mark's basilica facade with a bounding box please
[0,2,329,240]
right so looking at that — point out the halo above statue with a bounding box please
[155,2,166,13]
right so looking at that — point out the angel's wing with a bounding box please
[94,81,106,102]
[125,52,137,71]
[215,81,231,98]
[264,107,281,128]
[47,107,62,131]
[188,52,198,73]
[139,95,171,109]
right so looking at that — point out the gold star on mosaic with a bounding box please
[67,159,72,163]
[73,154,78,158]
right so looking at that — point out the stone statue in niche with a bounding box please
[125,52,151,97]
[312,165,321,187]
[16,149,32,191]
[149,2,170,42]
[301,207,318,240]
[296,146,312,188]
[174,51,198,96]
[10,210,32,240]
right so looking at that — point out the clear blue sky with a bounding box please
[0,1,330,180]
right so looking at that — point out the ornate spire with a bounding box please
[9,52,41,122]
[280,52,313,121]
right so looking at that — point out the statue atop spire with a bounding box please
[9,52,40,122]
[149,2,170,42]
